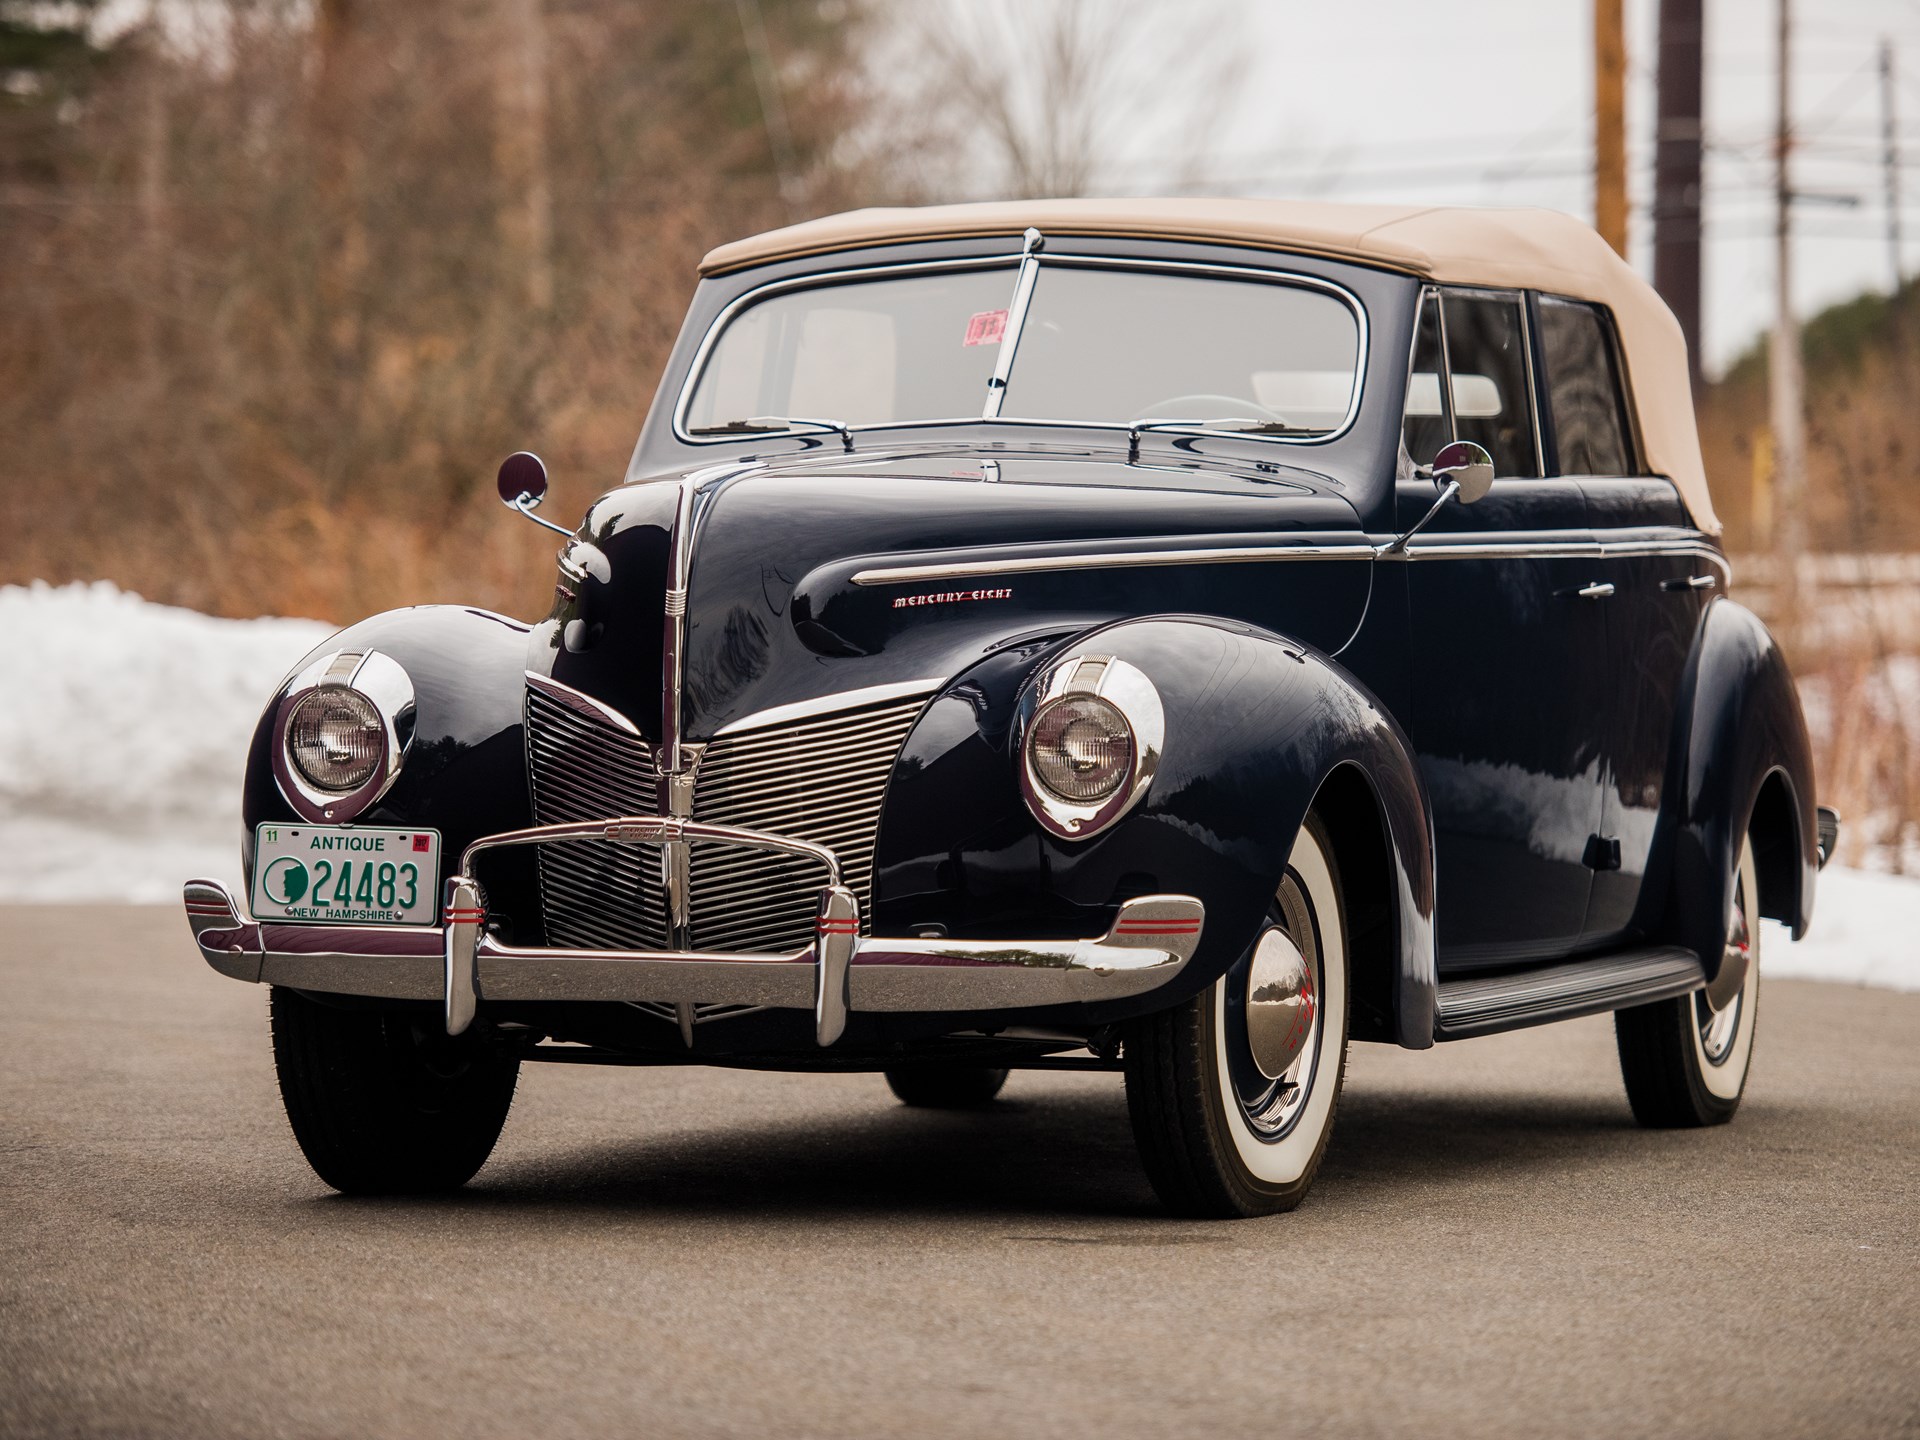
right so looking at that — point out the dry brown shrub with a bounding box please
[0,0,898,623]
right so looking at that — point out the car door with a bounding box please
[1400,286,1613,970]
[1533,294,1718,944]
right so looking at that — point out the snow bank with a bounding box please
[0,582,333,902]
[0,580,1914,992]
[1764,867,1920,992]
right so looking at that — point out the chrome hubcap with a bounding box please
[1245,928,1316,1079]
[1225,878,1322,1139]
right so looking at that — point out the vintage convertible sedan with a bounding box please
[184,200,1835,1217]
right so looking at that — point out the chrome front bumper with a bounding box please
[183,816,1203,1046]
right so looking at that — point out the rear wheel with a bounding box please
[1123,814,1349,1218]
[883,1066,1009,1108]
[1615,833,1761,1127]
[270,987,519,1193]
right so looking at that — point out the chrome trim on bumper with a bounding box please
[180,871,1203,1044]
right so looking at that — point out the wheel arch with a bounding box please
[1307,761,1427,1047]
[1747,765,1806,932]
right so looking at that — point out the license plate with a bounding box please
[250,824,442,926]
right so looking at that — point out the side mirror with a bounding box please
[497,451,549,509]
[1430,440,1494,504]
[1377,440,1497,558]
[496,451,571,536]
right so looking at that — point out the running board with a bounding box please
[1434,946,1706,1041]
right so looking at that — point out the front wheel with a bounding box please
[1615,832,1762,1127]
[269,987,520,1193]
[1123,813,1350,1218]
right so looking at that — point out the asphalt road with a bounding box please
[3,904,1916,1439]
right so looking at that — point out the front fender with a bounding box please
[872,615,1437,1046]
[1650,597,1818,977]
[242,605,540,937]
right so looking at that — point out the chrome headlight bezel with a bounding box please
[270,650,416,823]
[1017,654,1163,841]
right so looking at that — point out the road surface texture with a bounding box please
[3,904,1915,1439]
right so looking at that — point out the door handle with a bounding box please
[1660,574,1717,592]
[1575,582,1616,599]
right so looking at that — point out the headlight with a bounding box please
[270,649,416,822]
[1028,695,1134,802]
[286,687,385,792]
[1018,654,1164,840]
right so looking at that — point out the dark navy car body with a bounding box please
[186,199,1829,1215]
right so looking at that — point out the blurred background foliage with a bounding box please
[1,0,900,619]
[0,0,1246,622]
[1,0,1916,624]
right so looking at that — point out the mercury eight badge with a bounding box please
[184,199,1836,1217]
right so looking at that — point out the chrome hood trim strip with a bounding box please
[710,679,945,736]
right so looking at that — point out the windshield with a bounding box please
[681,259,1364,440]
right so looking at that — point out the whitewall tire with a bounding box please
[1123,813,1350,1217]
[1616,832,1762,1126]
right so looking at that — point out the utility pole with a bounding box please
[1653,0,1705,391]
[1771,0,1808,627]
[1594,0,1629,257]
[1881,38,1903,291]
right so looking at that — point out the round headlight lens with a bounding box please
[1028,695,1134,803]
[287,687,385,793]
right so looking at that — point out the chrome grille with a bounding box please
[524,685,928,955]
[524,688,668,950]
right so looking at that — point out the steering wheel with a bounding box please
[1138,393,1287,424]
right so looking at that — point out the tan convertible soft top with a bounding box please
[701,199,1718,533]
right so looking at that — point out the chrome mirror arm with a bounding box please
[1375,479,1460,559]
[1376,440,1494,559]
[512,494,574,537]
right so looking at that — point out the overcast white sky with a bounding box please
[1115,0,1920,375]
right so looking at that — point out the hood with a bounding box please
[528,444,1373,739]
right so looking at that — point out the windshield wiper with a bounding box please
[687,415,854,451]
[1126,415,1324,459]
[1130,415,1322,436]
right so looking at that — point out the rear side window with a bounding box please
[1537,296,1633,477]
[1403,289,1540,478]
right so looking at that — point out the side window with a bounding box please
[1537,296,1633,477]
[1442,292,1538,477]
[1401,289,1540,478]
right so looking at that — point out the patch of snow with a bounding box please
[0,581,333,901]
[1764,866,1920,992]
[0,580,1915,993]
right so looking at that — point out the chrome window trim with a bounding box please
[1419,283,1543,480]
[671,249,1372,450]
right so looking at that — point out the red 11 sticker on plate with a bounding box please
[964,309,1008,346]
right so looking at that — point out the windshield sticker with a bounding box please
[892,587,1013,610]
[963,309,1008,346]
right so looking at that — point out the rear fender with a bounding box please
[1644,598,1818,975]
[873,615,1438,1046]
